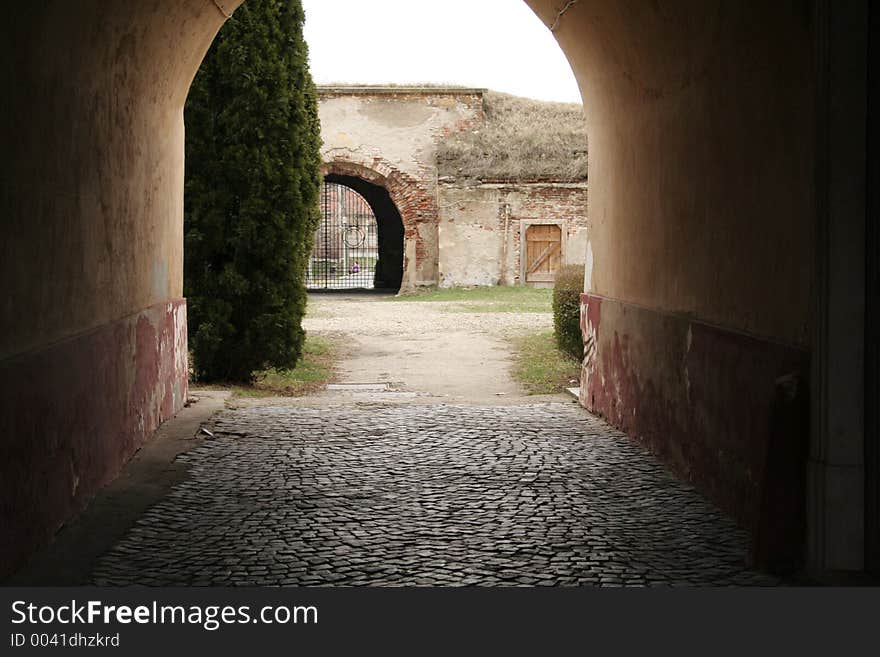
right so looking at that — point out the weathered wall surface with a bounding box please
[532,0,815,344]
[318,88,484,288]
[579,294,810,532]
[438,182,588,287]
[0,301,188,576]
[526,0,816,539]
[0,0,234,578]
[1,1,229,359]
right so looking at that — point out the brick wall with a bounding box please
[318,87,484,289]
[437,181,588,287]
[317,87,589,290]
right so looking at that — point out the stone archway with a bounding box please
[0,0,873,579]
[322,157,438,291]
[317,174,405,292]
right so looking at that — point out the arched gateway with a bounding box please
[308,178,404,292]
[317,87,485,290]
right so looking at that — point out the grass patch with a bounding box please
[442,302,547,314]
[390,286,552,313]
[510,330,581,395]
[199,334,339,398]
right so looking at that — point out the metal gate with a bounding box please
[307,182,379,290]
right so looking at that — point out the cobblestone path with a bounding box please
[92,402,778,586]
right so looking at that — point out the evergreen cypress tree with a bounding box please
[184,0,321,382]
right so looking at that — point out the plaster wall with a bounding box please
[0,0,237,578]
[529,0,814,344]
[0,301,189,578]
[526,0,817,553]
[438,182,588,287]
[1,0,231,360]
[319,90,483,182]
[318,89,484,288]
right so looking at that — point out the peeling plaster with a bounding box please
[577,292,810,531]
[684,324,692,404]
[0,299,188,578]
[584,238,594,292]
[151,260,168,299]
[550,0,580,32]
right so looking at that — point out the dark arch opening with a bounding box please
[323,173,404,292]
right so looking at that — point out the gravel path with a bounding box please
[301,293,559,404]
[303,293,553,335]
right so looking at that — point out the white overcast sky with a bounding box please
[301,0,582,104]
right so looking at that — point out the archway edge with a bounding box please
[322,154,438,289]
[322,157,397,189]
[2,0,864,581]
[318,174,405,292]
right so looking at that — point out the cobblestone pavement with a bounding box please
[91,402,779,586]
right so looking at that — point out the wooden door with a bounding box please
[525,224,562,285]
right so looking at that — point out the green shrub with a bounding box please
[184,0,322,382]
[553,265,585,361]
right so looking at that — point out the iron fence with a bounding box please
[307,182,379,290]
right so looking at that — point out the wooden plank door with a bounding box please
[525,224,562,285]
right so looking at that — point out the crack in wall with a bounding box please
[210,0,233,19]
[550,0,580,32]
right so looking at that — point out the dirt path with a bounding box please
[301,293,565,405]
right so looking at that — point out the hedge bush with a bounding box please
[184,0,322,382]
[552,265,585,361]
